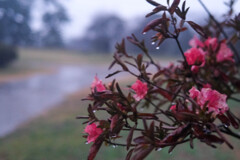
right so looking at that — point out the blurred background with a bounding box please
[0,0,240,159]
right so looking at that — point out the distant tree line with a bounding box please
[0,0,69,67]
[0,0,69,48]
[71,12,240,56]
[70,14,193,56]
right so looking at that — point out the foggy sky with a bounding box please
[59,0,240,40]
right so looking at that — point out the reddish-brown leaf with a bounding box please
[142,18,164,33]
[110,114,120,132]
[217,114,230,127]
[113,54,129,71]
[227,111,239,129]
[132,144,154,160]
[199,135,224,144]
[136,54,143,68]
[125,149,134,160]
[133,136,150,144]
[162,123,191,143]
[88,136,104,160]
[127,125,136,150]
[152,70,164,80]
[169,0,180,14]
[146,0,159,6]
[187,21,207,38]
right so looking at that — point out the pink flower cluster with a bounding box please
[185,36,234,73]
[184,47,205,73]
[84,123,103,143]
[216,43,234,62]
[131,80,148,101]
[91,75,106,92]
[189,86,229,116]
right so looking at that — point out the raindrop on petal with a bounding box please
[151,42,155,45]
[93,110,96,113]
[143,32,146,35]
[156,47,160,50]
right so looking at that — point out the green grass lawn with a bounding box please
[0,88,240,160]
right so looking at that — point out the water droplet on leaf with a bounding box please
[157,148,162,151]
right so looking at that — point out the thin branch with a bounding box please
[105,140,136,147]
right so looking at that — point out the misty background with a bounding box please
[1,1,240,159]
[1,0,240,56]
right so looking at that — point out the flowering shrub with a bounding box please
[77,0,240,159]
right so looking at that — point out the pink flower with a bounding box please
[191,66,199,73]
[216,43,234,62]
[189,87,228,116]
[184,48,205,66]
[131,80,148,101]
[200,88,228,115]
[189,87,201,101]
[189,36,204,48]
[91,76,106,92]
[84,123,103,143]
[205,37,218,51]
[170,105,176,111]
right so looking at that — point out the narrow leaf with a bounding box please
[227,111,239,129]
[88,136,104,160]
[187,21,207,38]
[127,125,136,150]
[132,144,154,160]
[125,149,134,160]
[169,0,180,14]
